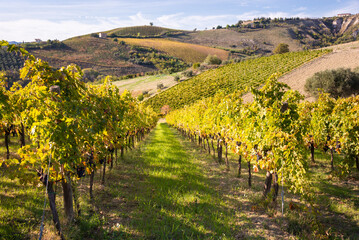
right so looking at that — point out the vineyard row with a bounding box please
[0,41,158,238]
[166,76,359,201]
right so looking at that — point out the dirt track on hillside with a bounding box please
[243,41,359,102]
[113,74,178,97]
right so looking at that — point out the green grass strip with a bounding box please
[113,122,241,239]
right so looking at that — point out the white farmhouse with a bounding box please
[98,33,107,38]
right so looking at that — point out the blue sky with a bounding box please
[1,0,358,42]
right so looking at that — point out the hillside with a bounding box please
[0,48,24,71]
[112,73,178,97]
[169,27,303,55]
[111,41,359,102]
[121,38,229,63]
[27,36,156,77]
[239,41,359,103]
[24,26,229,78]
[2,15,359,80]
[104,25,187,37]
[169,15,359,55]
[275,40,359,101]
[145,49,329,112]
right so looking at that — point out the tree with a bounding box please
[273,43,289,54]
[305,68,359,98]
[150,22,153,26]
[174,75,180,82]
[137,94,144,101]
[204,55,222,65]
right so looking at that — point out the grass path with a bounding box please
[1,122,358,239]
[92,122,246,239]
[91,122,358,240]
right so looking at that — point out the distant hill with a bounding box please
[26,37,156,78]
[121,38,229,63]
[168,15,359,55]
[1,15,359,80]
[21,26,230,80]
[104,25,186,38]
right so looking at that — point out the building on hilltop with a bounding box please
[98,33,107,38]
[35,39,42,43]
[337,13,352,17]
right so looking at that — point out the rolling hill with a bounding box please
[145,49,330,112]
[121,38,229,63]
[1,15,359,82]
[169,15,359,54]
[270,40,359,101]
[27,36,156,77]
[23,26,230,79]
[104,25,186,37]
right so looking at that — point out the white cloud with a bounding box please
[1,13,242,41]
[0,9,315,42]
[156,14,238,29]
[0,12,156,42]
[326,0,359,16]
[295,7,307,12]
[0,19,117,42]
[128,12,151,25]
[236,11,309,20]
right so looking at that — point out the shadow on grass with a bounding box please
[0,177,44,240]
[87,122,251,239]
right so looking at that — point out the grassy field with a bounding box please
[112,73,178,97]
[105,26,185,37]
[0,123,358,239]
[122,38,229,63]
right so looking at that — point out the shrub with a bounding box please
[182,70,194,78]
[198,65,206,71]
[204,55,222,65]
[223,60,232,65]
[157,83,164,90]
[82,68,100,83]
[273,43,289,54]
[193,62,200,69]
[174,75,180,82]
[233,58,241,63]
[305,68,359,98]
[137,94,144,101]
